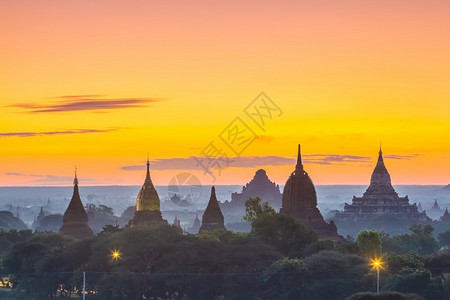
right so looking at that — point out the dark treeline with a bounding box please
[1,197,450,300]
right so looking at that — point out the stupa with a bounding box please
[440,207,450,222]
[280,145,342,241]
[188,213,201,234]
[59,169,94,239]
[130,156,166,226]
[199,186,225,233]
[335,147,427,222]
[221,169,282,212]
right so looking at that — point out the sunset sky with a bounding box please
[1,1,449,186]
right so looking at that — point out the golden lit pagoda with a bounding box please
[130,155,166,226]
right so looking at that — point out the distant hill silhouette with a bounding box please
[0,211,28,231]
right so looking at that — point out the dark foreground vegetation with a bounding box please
[1,198,450,299]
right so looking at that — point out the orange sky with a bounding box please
[1,0,449,186]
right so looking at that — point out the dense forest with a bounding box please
[1,198,449,300]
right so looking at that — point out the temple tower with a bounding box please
[199,186,225,233]
[441,207,450,222]
[336,146,427,222]
[59,169,94,239]
[130,156,166,226]
[190,213,201,233]
[280,145,342,241]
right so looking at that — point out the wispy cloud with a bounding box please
[10,95,163,113]
[4,172,97,184]
[121,154,370,171]
[121,152,420,171]
[383,154,420,160]
[121,156,294,171]
[0,128,117,138]
[303,154,371,165]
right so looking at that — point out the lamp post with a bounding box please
[370,258,383,293]
[82,271,86,300]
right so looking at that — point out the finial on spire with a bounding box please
[379,141,382,155]
[144,153,151,182]
[74,166,78,186]
[296,144,303,171]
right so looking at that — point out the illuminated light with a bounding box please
[370,257,384,293]
[370,257,383,270]
[111,249,121,260]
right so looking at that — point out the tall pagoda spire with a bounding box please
[74,166,78,185]
[145,153,152,184]
[280,144,343,241]
[296,144,303,172]
[135,154,159,211]
[130,154,166,227]
[373,144,388,174]
[59,168,94,239]
[364,146,396,196]
[199,186,225,233]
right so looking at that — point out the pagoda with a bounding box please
[280,145,342,241]
[32,207,46,231]
[335,147,427,222]
[427,200,444,220]
[188,213,201,233]
[199,186,225,233]
[440,207,450,222]
[59,169,94,239]
[221,169,282,212]
[173,215,181,228]
[130,156,166,226]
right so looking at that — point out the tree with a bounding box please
[356,230,382,259]
[2,232,81,298]
[303,250,370,300]
[262,258,307,300]
[437,230,450,247]
[251,213,317,256]
[382,224,439,255]
[244,197,317,256]
[243,196,275,222]
[383,267,444,299]
[346,291,425,300]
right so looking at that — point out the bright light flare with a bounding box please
[111,249,121,260]
[370,257,383,270]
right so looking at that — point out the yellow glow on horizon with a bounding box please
[0,1,449,186]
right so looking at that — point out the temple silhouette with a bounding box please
[441,207,450,222]
[221,169,282,213]
[199,186,225,233]
[187,213,201,234]
[335,147,427,222]
[280,145,342,241]
[59,169,94,239]
[130,156,167,226]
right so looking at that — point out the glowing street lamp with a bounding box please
[111,249,121,261]
[370,257,383,293]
